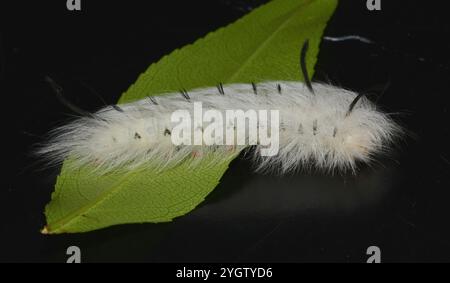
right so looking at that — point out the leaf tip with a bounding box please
[40,226,50,235]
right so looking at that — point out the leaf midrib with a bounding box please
[226,0,312,82]
[46,169,139,233]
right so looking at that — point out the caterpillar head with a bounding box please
[260,82,401,174]
[257,40,402,173]
[310,84,400,171]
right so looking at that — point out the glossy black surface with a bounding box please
[2,0,450,262]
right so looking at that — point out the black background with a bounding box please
[1,0,450,262]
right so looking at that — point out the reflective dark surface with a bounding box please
[2,0,450,262]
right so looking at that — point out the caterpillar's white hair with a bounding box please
[37,81,401,174]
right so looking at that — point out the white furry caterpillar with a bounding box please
[39,41,401,174]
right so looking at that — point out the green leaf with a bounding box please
[42,0,338,234]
